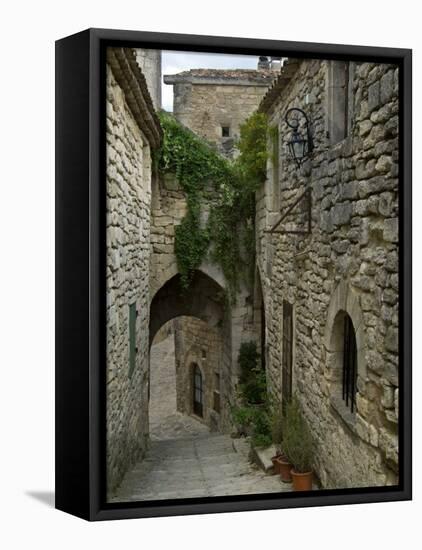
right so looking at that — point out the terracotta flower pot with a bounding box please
[277,457,293,483]
[290,469,313,491]
[271,455,281,474]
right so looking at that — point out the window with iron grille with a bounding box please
[342,314,358,412]
[282,300,293,412]
[193,364,203,417]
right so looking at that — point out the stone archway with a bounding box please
[149,269,234,433]
[149,270,226,346]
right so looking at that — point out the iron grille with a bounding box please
[342,314,357,413]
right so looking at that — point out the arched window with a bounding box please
[342,313,358,413]
[192,364,203,417]
[324,281,366,424]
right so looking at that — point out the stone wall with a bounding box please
[149,170,256,432]
[174,316,223,431]
[106,48,161,496]
[164,70,275,157]
[150,174,188,298]
[256,59,399,488]
[134,48,162,110]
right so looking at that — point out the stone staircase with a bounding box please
[110,432,291,502]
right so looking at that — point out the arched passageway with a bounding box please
[149,270,226,346]
[148,270,232,437]
[148,317,212,440]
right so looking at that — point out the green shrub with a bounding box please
[237,342,266,404]
[270,406,284,447]
[232,342,272,447]
[238,342,260,383]
[157,110,269,301]
[252,432,273,448]
[232,404,272,447]
[231,405,256,428]
[282,397,314,473]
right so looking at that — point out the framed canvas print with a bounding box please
[55,28,412,521]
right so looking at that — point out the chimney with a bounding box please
[258,56,270,70]
[270,57,282,71]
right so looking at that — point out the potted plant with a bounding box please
[282,397,314,491]
[270,406,286,476]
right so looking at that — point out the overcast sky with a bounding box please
[161,51,261,111]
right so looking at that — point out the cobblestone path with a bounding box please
[111,333,289,502]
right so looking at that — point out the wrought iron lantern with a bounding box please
[285,107,314,168]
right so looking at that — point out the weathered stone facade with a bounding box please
[164,67,277,157]
[174,316,223,431]
[106,48,162,495]
[106,47,400,499]
[149,170,253,434]
[134,48,162,110]
[256,58,399,488]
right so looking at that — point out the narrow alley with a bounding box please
[110,334,288,502]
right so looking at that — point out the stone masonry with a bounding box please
[106,47,162,496]
[164,65,277,157]
[174,316,223,431]
[112,332,290,502]
[134,48,162,110]
[256,58,399,488]
[149,169,254,434]
[106,47,400,499]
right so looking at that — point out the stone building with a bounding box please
[106,47,162,494]
[105,47,400,498]
[174,316,224,431]
[164,60,277,157]
[255,58,399,488]
[148,167,254,435]
[134,48,162,110]
[106,49,260,496]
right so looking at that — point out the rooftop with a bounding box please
[164,68,278,86]
[258,58,302,112]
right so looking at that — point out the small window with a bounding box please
[128,302,138,377]
[193,364,203,417]
[201,349,207,359]
[342,314,358,413]
[221,126,230,137]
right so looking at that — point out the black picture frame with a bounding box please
[55,28,412,521]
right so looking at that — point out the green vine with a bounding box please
[157,110,269,299]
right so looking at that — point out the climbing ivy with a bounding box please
[157,110,269,299]
[210,112,270,293]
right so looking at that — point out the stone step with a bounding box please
[110,430,292,502]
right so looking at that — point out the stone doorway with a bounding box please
[149,320,209,441]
